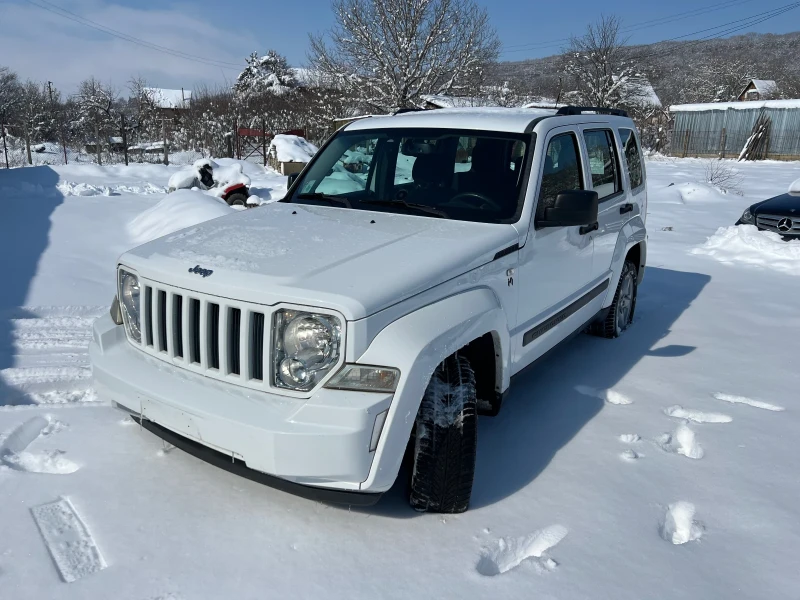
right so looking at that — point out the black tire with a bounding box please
[226,192,249,207]
[409,353,478,514]
[590,259,638,338]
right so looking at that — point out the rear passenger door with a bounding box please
[582,128,626,283]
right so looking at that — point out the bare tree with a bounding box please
[564,16,637,107]
[309,0,500,112]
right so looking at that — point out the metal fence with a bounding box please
[1,138,207,169]
[671,106,800,160]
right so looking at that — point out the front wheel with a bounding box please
[590,260,638,338]
[409,353,478,514]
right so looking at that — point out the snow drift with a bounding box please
[691,225,800,275]
[127,189,234,245]
[269,135,318,163]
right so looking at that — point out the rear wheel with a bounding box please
[225,192,249,207]
[409,353,478,514]
[590,259,638,338]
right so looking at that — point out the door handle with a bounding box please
[579,222,598,235]
[620,203,634,214]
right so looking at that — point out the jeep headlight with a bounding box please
[118,268,141,343]
[272,310,341,391]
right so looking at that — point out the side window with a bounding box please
[537,133,583,221]
[583,129,620,200]
[619,128,644,190]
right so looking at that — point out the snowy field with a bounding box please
[1,156,799,599]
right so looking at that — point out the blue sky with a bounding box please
[1,0,797,93]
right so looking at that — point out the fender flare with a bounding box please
[604,217,647,307]
[356,288,510,492]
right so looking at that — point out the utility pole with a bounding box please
[121,113,128,166]
[49,81,68,164]
[162,117,169,165]
[1,111,9,169]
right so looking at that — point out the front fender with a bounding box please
[357,288,510,492]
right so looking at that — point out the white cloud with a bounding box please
[0,0,261,95]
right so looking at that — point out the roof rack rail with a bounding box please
[555,106,629,117]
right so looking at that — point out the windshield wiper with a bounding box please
[360,199,448,218]
[296,193,352,208]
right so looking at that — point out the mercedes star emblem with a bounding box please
[777,218,793,232]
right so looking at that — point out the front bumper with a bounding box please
[90,314,394,499]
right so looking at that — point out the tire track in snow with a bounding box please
[1,309,102,407]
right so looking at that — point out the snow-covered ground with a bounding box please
[1,157,799,599]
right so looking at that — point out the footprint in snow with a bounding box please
[713,392,784,412]
[0,416,79,474]
[664,405,732,424]
[620,449,642,461]
[619,434,641,443]
[476,525,567,576]
[575,385,633,405]
[660,501,704,545]
[657,424,704,460]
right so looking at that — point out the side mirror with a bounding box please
[287,172,299,187]
[538,190,599,228]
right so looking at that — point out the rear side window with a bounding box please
[537,133,583,221]
[619,128,644,190]
[583,130,620,200]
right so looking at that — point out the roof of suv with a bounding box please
[344,107,559,134]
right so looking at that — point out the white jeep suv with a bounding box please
[90,106,647,513]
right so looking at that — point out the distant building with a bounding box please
[738,79,778,102]
[420,94,498,109]
[143,87,192,118]
[85,136,125,154]
[669,99,800,160]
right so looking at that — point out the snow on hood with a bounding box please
[127,189,234,245]
[789,177,800,196]
[120,203,518,319]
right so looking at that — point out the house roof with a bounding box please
[746,79,777,95]
[613,76,661,107]
[420,94,499,109]
[670,99,800,112]
[143,87,192,109]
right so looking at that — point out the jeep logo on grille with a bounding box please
[188,265,214,278]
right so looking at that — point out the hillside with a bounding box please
[490,31,800,106]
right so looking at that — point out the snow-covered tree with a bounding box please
[309,0,500,112]
[72,78,119,161]
[0,66,23,120]
[234,51,297,98]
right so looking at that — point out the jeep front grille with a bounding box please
[756,213,800,234]
[137,280,269,390]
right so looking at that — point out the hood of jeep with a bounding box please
[120,203,518,319]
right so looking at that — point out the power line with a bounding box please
[630,1,800,61]
[499,0,766,54]
[500,0,796,56]
[24,0,244,71]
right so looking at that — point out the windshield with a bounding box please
[290,128,531,223]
